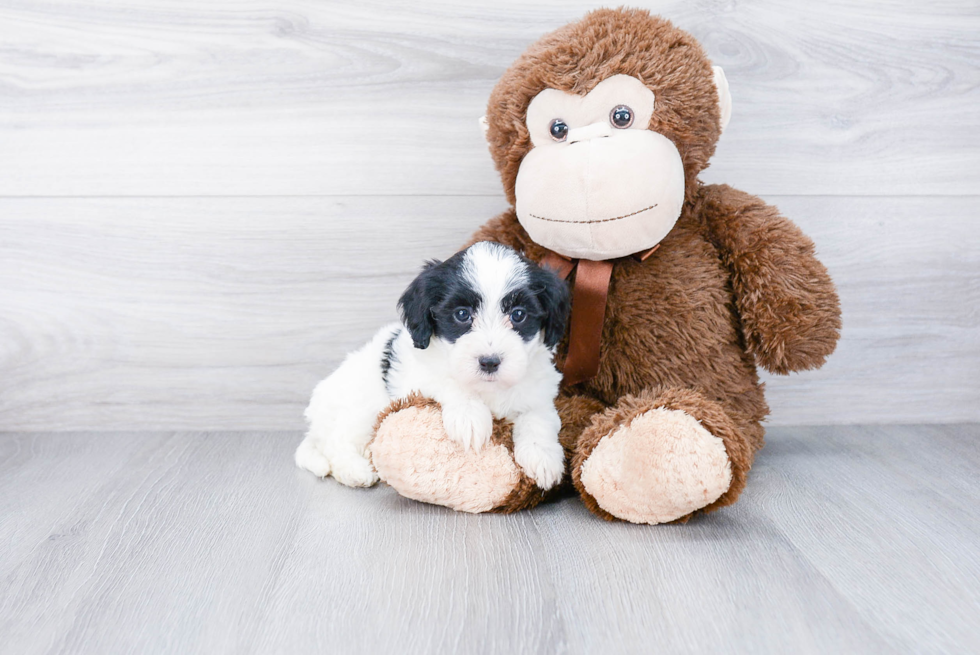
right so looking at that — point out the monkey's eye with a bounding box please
[510,308,527,324]
[454,308,472,323]
[610,105,634,129]
[549,119,569,142]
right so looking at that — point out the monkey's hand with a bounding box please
[701,184,841,374]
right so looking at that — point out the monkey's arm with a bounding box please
[700,184,841,374]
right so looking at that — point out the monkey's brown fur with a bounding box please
[373,8,841,521]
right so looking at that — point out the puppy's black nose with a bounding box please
[478,355,501,374]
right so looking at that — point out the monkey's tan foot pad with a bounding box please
[579,408,733,524]
[370,396,526,513]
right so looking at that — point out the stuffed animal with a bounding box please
[369,8,841,524]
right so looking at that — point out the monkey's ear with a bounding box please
[478,115,490,143]
[712,66,732,134]
[398,261,443,349]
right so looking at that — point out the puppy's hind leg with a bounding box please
[295,434,332,478]
[297,326,396,487]
[316,399,382,488]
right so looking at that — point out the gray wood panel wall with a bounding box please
[2,0,978,430]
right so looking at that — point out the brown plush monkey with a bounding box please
[370,8,841,524]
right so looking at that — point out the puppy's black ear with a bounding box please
[398,260,443,349]
[531,265,571,348]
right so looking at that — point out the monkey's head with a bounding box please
[483,8,732,260]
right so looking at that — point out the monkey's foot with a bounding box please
[370,394,545,513]
[572,389,752,524]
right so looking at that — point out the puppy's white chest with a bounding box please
[473,380,539,422]
[480,392,512,421]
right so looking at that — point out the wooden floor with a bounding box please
[1,425,977,654]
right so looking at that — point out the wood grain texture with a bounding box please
[1,0,977,429]
[753,425,980,653]
[3,195,977,431]
[0,426,977,654]
[757,195,980,424]
[1,0,977,196]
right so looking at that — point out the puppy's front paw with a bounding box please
[441,401,493,451]
[330,453,380,488]
[514,439,565,490]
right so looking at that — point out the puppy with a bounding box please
[295,241,570,490]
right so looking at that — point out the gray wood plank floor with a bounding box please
[1,425,977,654]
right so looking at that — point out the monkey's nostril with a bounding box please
[478,355,501,374]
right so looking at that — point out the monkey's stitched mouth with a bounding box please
[527,203,658,225]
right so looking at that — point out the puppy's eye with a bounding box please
[510,308,527,324]
[549,119,568,142]
[610,105,634,129]
[453,308,471,323]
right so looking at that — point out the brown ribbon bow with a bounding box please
[542,245,660,387]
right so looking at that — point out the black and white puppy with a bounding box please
[295,241,570,490]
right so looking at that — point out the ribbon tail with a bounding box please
[562,259,613,386]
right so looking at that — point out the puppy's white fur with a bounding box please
[296,242,566,490]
